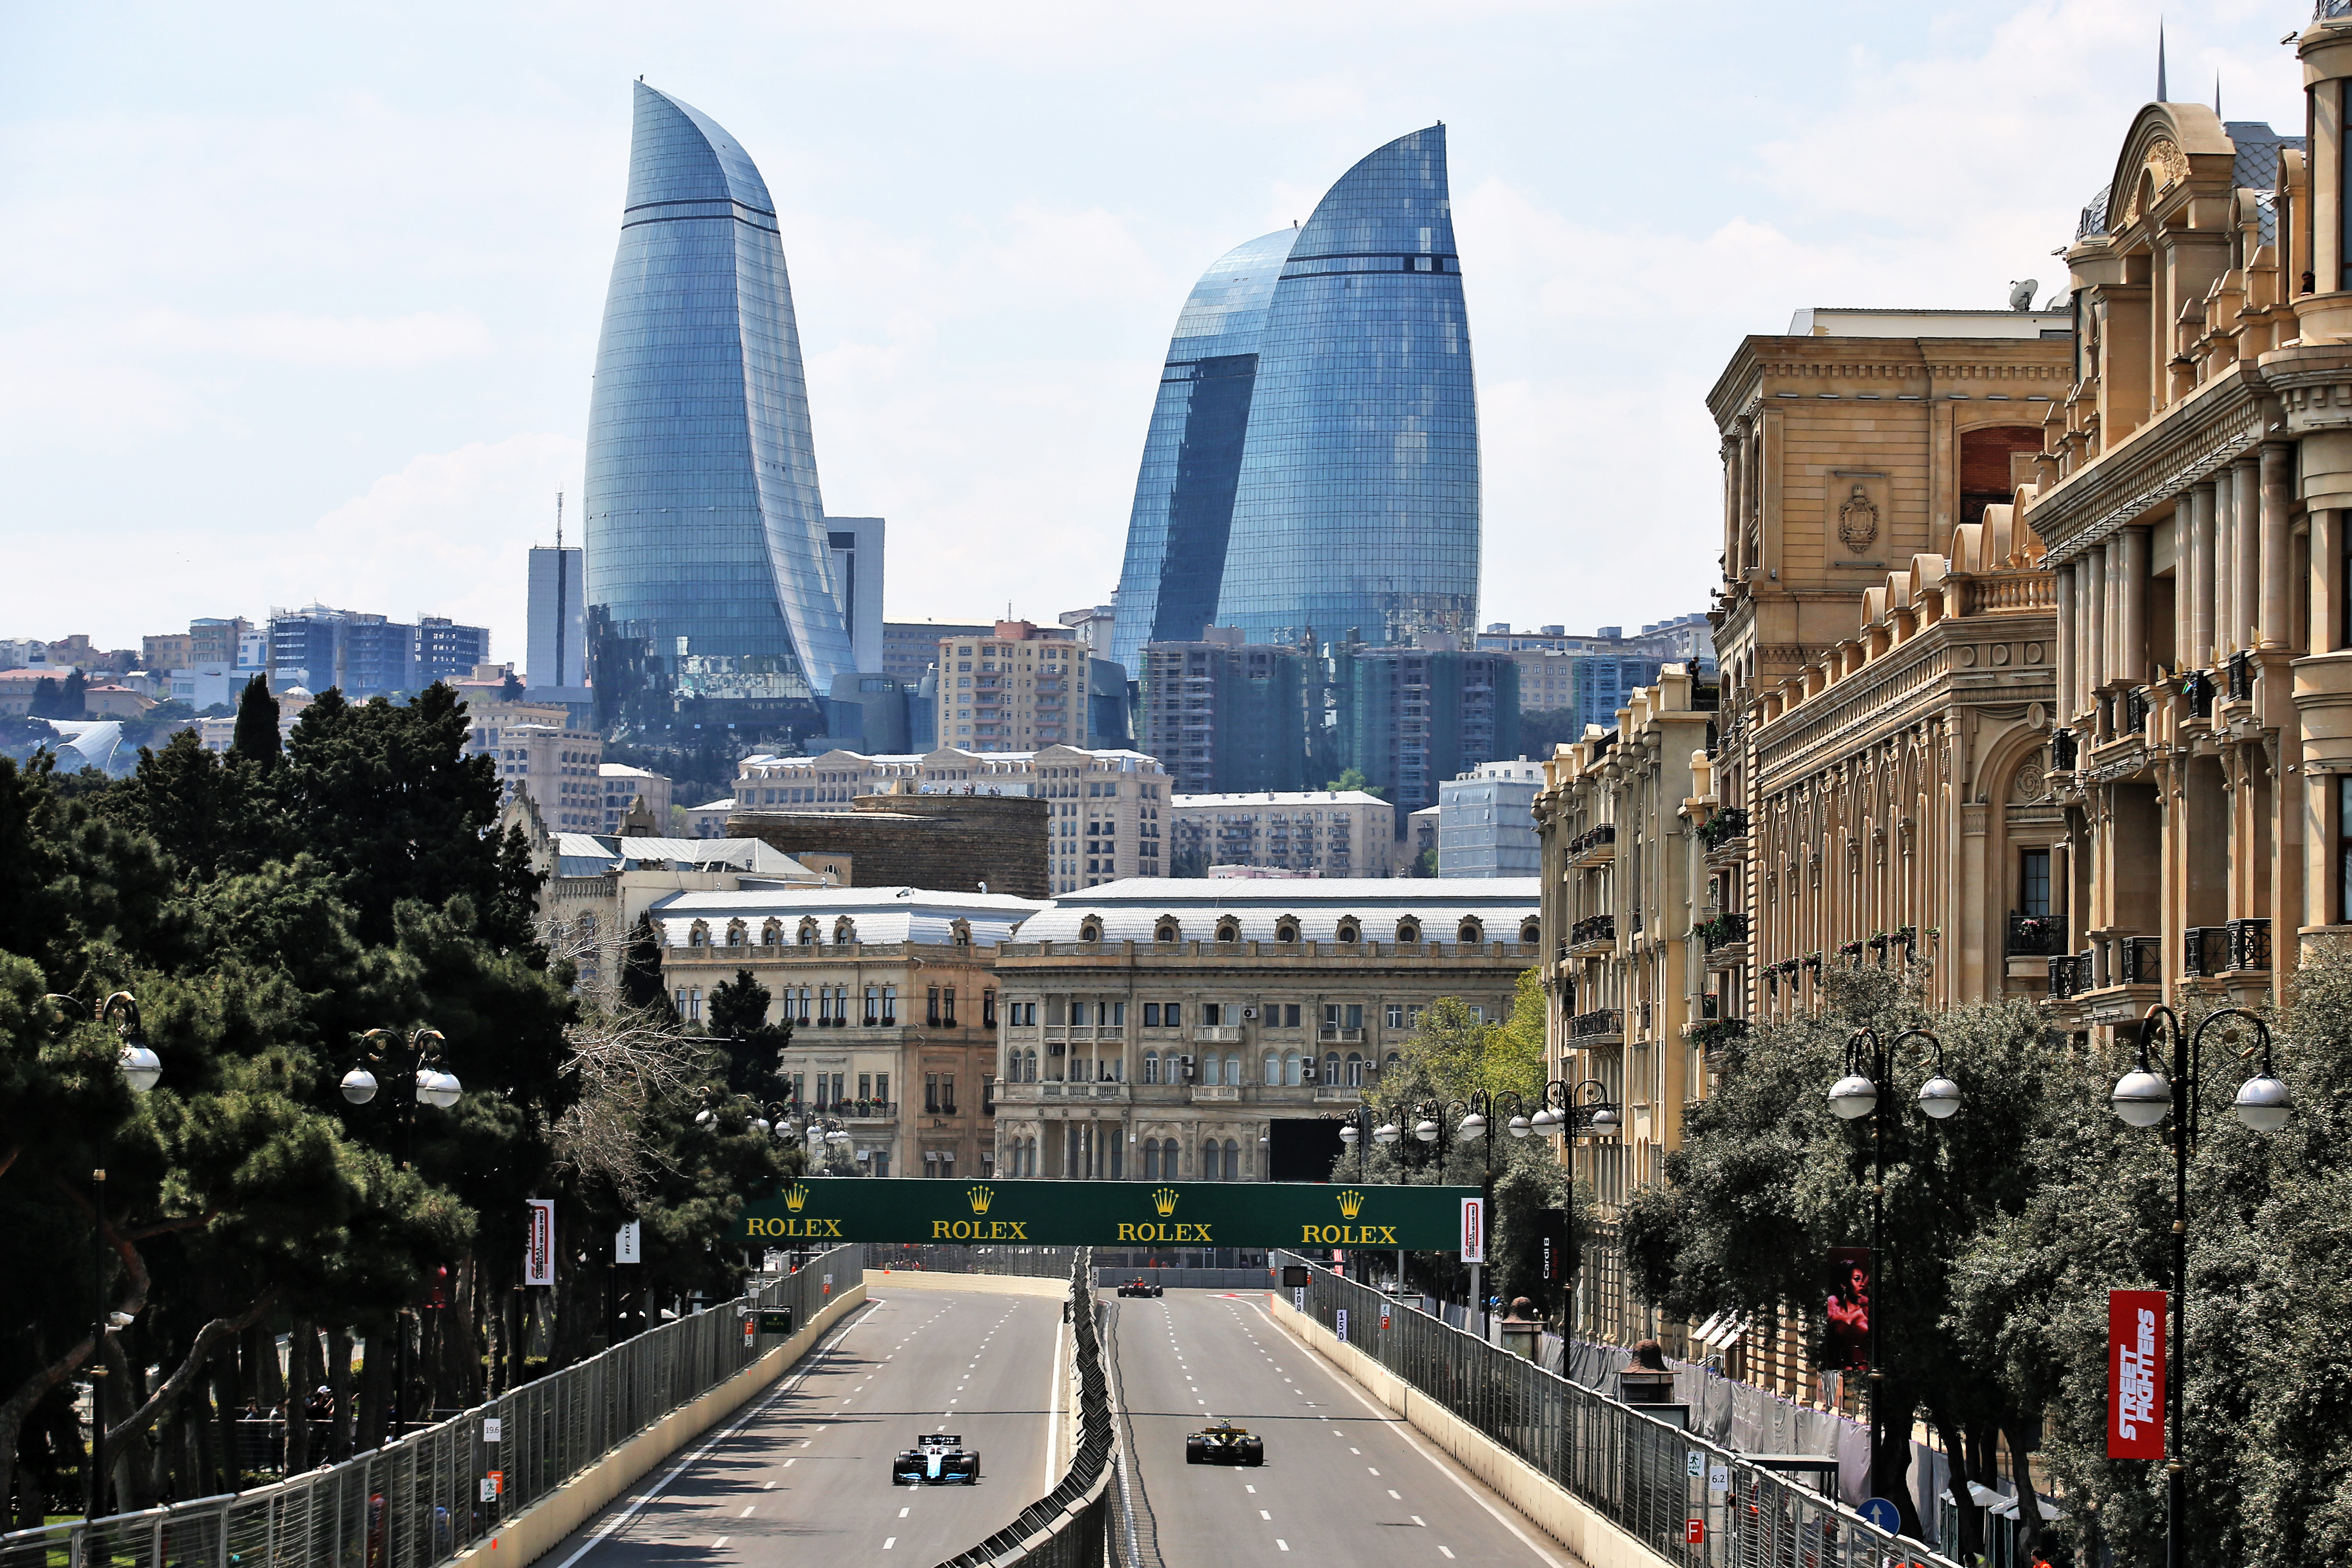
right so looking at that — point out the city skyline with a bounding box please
[2,3,2273,660]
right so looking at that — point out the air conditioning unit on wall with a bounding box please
[1240,1007,1259,1020]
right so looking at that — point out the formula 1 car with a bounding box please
[1183,1420,1264,1466]
[892,1433,980,1485]
[1116,1278,1164,1298]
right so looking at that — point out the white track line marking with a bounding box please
[546,1304,867,1568]
[708,1538,726,1549]
[1247,1297,1572,1568]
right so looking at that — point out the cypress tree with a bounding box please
[230,674,280,766]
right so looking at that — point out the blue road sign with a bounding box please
[1858,1496,1901,1534]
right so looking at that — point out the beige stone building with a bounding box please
[2020,53,2352,1025]
[1167,790,1395,877]
[599,763,673,833]
[990,880,1538,1183]
[934,619,1089,752]
[650,887,1044,1179]
[734,745,1170,893]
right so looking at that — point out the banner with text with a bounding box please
[524,1198,555,1287]
[2107,1288,2166,1460]
[737,1177,1482,1250]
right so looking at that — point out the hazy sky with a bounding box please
[0,0,2303,667]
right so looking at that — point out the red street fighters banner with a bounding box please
[2107,1289,2166,1460]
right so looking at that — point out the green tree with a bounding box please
[1325,764,1388,802]
[707,969,792,1101]
[230,675,279,766]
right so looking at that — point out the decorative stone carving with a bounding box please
[1838,484,1881,551]
[2009,750,2050,802]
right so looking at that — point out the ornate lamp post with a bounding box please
[340,1026,458,1441]
[2110,1004,2291,1568]
[44,992,155,1524]
[1824,1026,1959,1509]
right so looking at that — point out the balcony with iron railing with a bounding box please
[2006,912,2068,956]
[1568,1007,1623,1042]
[2184,917,2272,976]
[1566,823,1617,865]
[1568,914,1616,951]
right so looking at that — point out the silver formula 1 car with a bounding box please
[892,1433,980,1485]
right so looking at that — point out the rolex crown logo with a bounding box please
[1152,1187,1181,1217]
[967,1184,995,1215]
[783,1183,808,1212]
[1337,1189,1366,1220]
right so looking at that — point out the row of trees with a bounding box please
[1332,973,1592,1318]
[1621,962,2352,1568]
[0,677,792,1526]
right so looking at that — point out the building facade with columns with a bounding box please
[2022,67,2346,1026]
[988,880,1539,1185]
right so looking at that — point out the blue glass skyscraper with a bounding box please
[584,82,853,731]
[1111,126,1479,673]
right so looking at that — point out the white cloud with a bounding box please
[124,309,495,367]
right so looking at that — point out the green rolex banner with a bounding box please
[738,1177,1482,1251]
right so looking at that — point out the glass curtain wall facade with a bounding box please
[1110,126,1479,674]
[584,82,853,733]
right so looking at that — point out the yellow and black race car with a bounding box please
[1184,1420,1264,1466]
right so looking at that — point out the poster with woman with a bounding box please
[1823,1245,1872,1369]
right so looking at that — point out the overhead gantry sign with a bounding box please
[737,1177,1481,1250]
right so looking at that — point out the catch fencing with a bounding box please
[3,1246,861,1568]
[930,1249,1115,1568]
[866,1243,1078,1278]
[1279,1252,1961,1568]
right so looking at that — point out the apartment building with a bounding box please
[457,700,603,832]
[1436,760,1547,877]
[990,880,1539,1183]
[882,621,992,686]
[1139,632,1313,795]
[652,887,1044,1179]
[733,744,1171,893]
[932,620,1090,752]
[1331,645,1521,815]
[599,763,674,833]
[1167,790,1394,878]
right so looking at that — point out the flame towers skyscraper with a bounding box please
[583,82,853,732]
[1111,126,1479,674]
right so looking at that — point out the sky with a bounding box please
[0,0,2307,669]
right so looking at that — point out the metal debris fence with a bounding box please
[1278,1252,1962,1568]
[2,1246,861,1568]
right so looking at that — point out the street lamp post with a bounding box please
[340,1027,459,1443]
[1825,1026,1960,1511]
[45,992,156,1525]
[2111,1004,2291,1568]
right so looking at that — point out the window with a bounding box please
[1386,1003,1405,1029]
[865,985,881,1026]
[1072,1000,1089,1026]
[858,1072,872,1102]
[1143,1003,1161,1027]
[1345,1052,1363,1087]
[981,1074,995,1115]
[1346,1004,1363,1030]
[1200,1138,1221,1182]
[1142,1137,1161,1180]
[1223,1054,1243,1085]
[1142,1050,1160,1084]
[1284,1003,1300,1028]
[1324,1051,1341,1083]
[1202,1002,1222,1026]
[1263,1051,1280,1085]
[1022,1049,1039,1082]
[984,989,997,1027]
[1109,1001,1126,1026]
[1284,1051,1301,1086]
[1165,1002,1181,1028]
[927,985,942,1026]
[2021,848,2051,918]
[942,987,956,1027]
[876,1072,889,1105]
[1223,1137,1241,1180]
[941,1074,956,1113]
[925,1073,941,1113]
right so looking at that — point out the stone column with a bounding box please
[2214,470,2237,658]
[2087,542,2110,701]
[2118,527,2151,688]
[2313,510,2345,656]
[2188,483,2216,667]
[2262,443,2296,650]
[2234,459,2262,653]
[2056,565,2078,721]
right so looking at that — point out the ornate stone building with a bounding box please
[2023,51,2345,1026]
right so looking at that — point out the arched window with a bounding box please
[1396,918,1421,944]
[760,918,783,946]
[951,919,972,947]
[1223,1138,1241,1181]
[1142,1050,1160,1085]
[1200,1138,1221,1181]
[835,917,857,946]
[1335,916,1361,944]
[725,919,748,947]
[1345,1052,1363,1087]
[1215,917,1241,944]
[1323,1051,1341,1084]
[1022,1049,1038,1083]
[1384,1051,1401,1072]
[1154,917,1181,944]
[798,917,820,945]
[1283,1051,1301,1086]
[1519,918,1541,945]
[1274,919,1300,944]
[1262,1051,1280,1086]
[1142,1137,1161,1180]
[1224,1054,1243,1086]
[688,921,709,947]
[1079,917,1104,944]
[1457,916,1484,944]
